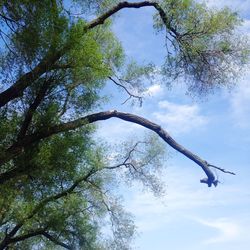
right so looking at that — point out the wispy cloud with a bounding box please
[95,119,143,143]
[124,163,250,232]
[240,19,250,35]
[194,217,242,244]
[144,84,163,97]
[230,76,250,128]
[153,101,208,134]
[206,0,250,14]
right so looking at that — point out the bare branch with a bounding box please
[0,30,16,55]
[0,110,231,186]
[0,12,18,24]
[207,163,236,175]
[109,77,143,106]
[105,141,145,170]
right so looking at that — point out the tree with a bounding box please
[0,0,247,249]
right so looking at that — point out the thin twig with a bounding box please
[208,163,236,175]
[109,76,143,106]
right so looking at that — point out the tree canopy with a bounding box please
[0,0,248,249]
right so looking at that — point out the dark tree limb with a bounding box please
[0,50,63,108]
[86,1,157,29]
[42,232,72,250]
[0,227,71,250]
[0,224,22,250]
[86,1,175,34]
[4,228,46,244]
[0,110,235,186]
[0,12,17,23]
[17,79,51,140]
[0,1,176,108]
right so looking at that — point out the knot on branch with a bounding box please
[110,109,118,115]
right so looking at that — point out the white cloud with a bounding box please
[144,84,163,97]
[126,192,169,232]
[206,0,250,12]
[95,119,143,143]
[195,217,241,244]
[241,19,250,35]
[153,101,208,134]
[230,77,250,128]
[123,161,250,235]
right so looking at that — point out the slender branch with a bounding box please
[23,168,97,221]
[0,30,16,55]
[207,163,236,175]
[105,141,145,170]
[0,13,18,24]
[109,77,143,105]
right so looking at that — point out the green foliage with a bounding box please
[2,0,68,63]
[0,1,131,248]
[72,0,120,15]
[0,0,248,248]
[0,128,136,249]
[154,0,249,94]
[108,133,167,196]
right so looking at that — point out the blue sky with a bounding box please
[95,1,250,249]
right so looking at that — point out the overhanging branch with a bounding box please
[0,110,235,186]
[85,1,175,35]
[86,1,158,29]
